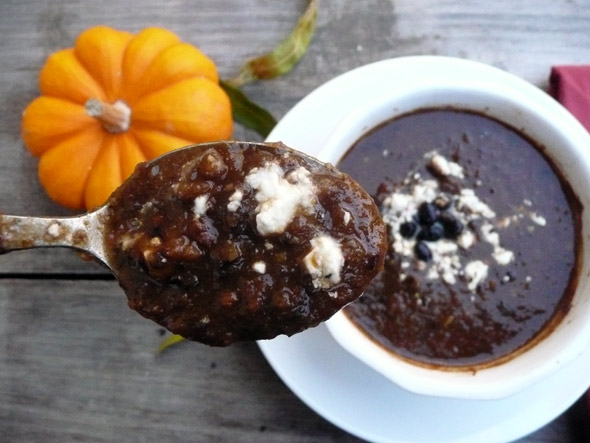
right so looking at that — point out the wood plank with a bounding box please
[0,279,361,442]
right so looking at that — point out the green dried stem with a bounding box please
[225,0,318,88]
[221,81,277,137]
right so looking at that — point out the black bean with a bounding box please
[399,221,418,238]
[417,202,440,225]
[440,212,464,238]
[419,221,444,242]
[414,241,432,261]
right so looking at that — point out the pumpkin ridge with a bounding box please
[74,26,134,102]
[119,131,147,179]
[127,75,214,105]
[39,48,107,105]
[119,27,182,105]
[84,134,124,209]
[68,129,106,208]
[25,124,99,157]
[38,127,105,209]
[129,41,220,101]
[71,44,111,104]
[131,77,233,142]
[132,129,195,159]
[125,129,146,158]
[22,96,100,156]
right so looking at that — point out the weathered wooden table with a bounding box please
[1,1,590,441]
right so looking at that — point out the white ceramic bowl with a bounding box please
[322,56,590,400]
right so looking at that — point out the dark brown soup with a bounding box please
[338,109,582,368]
[103,142,387,346]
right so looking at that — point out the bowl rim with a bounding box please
[321,56,590,400]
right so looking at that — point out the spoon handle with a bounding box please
[0,208,108,265]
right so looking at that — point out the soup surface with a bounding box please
[339,109,581,367]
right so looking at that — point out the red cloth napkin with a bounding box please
[549,65,590,132]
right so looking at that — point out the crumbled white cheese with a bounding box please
[227,189,243,212]
[465,260,489,291]
[382,179,438,226]
[439,258,459,284]
[378,151,546,294]
[343,210,351,226]
[432,239,459,255]
[493,248,515,265]
[426,151,464,178]
[481,223,514,265]
[303,235,344,289]
[246,162,316,235]
[457,230,475,249]
[193,195,209,218]
[425,240,461,285]
[457,189,496,218]
[252,261,266,274]
[426,266,439,280]
[384,192,412,213]
[530,212,547,226]
[481,223,500,246]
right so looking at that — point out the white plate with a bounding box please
[258,56,590,442]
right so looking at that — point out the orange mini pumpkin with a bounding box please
[22,26,233,210]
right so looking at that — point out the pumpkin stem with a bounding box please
[85,98,131,133]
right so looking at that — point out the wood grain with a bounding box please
[1,0,589,441]
[0,280,361,442]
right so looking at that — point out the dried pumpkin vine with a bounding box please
[21,0,317,213]
[222,0,317,137]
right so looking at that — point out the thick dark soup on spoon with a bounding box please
[338,108,582,368]
[103,142,387,346]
